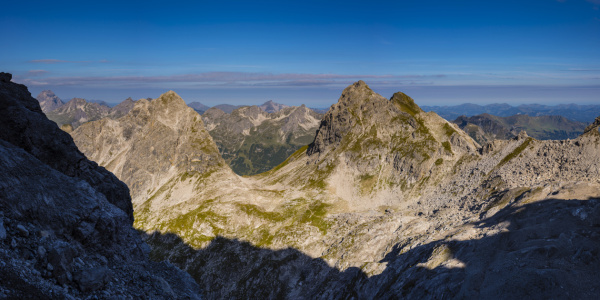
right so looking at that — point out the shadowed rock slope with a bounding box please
[202,104,322,175]
[0,72,201,298]
[71,79,600,299]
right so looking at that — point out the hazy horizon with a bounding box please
[2,0,599,106]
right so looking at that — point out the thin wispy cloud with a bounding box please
[29,59,107,64]
[29,59,70,64]
[27,70,49,76]
[14,72,447,88]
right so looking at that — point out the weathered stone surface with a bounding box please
[0,77,133,220]
[72,91,226,206]
[0,73,202,299]
[584,115,600,135]
[0,219,6,240]
[16,224,29,237]
[74,266,110,292]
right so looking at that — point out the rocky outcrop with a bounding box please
[301,80,479,203]
[0,72,201,298]
[583,115,600,136]
[0,73,132,220]
[72,90,227,206]
[36,90,64,113]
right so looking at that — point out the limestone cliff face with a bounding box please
[202,104,322,175]
[0,72,201,298]
[73,91,225,206]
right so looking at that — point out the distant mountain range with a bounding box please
[188,101,211,114]
[190,100,296,114]
[422,103,600,123]
[36,91,140,130]
[454,114,587,144]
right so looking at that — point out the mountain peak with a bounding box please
[153,90,189,111]
[259,100,289,113]
[36,89,64,113]
[307,82,390,155]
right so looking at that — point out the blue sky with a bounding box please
[1,0,599,107]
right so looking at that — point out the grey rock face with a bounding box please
[36,90,64,113]
[72,90,225,206]
[0,76,133,220]
[0,73,202,299]
[0,219,6,240]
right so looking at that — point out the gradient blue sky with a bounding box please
[1,0,599,106]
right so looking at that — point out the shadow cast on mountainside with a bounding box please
[140,198,600,299]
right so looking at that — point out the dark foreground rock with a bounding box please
[0,72,201,299]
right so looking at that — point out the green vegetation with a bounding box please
[391,92,422,117]
[443,123,457,137]
[212,118,316,176]
[483,188,529,213]
[305,162,335,190]
[297,201,331,234]
[442,141,453,154]
[257,145,308,177]
[496,137,533,169]
[359,174,377,195]
[435,158,444,165]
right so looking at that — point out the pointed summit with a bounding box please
[36,90,64,113]
[307,81,389,155]
[259,100,289,113]
[72,89,225,205]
